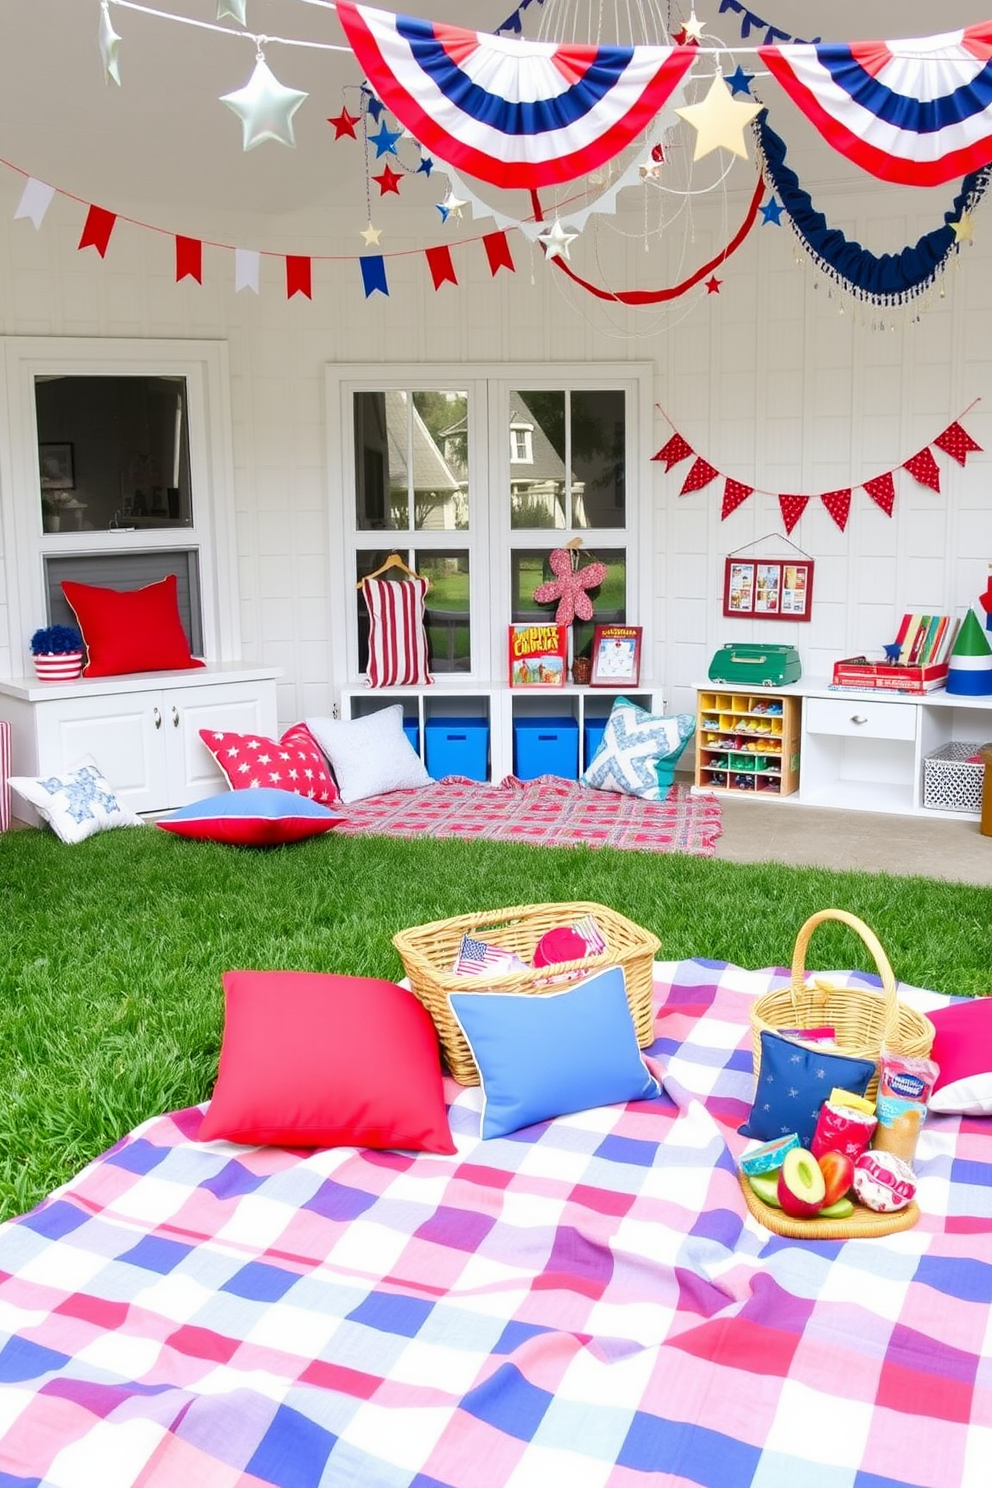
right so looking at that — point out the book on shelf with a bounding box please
[895,612,954,667]
[508,622,567,688]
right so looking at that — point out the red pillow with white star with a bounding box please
[199,723,340,805]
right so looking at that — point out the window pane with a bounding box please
[35,375,192,532]
[570,390,626,530]
[417,549,470,673]
[354,391,399,530]
[412,391,468,532]
[509,390,566,530]
[511,546,626,661]
[355,391,468,533]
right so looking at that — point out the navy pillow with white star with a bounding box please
[739,1030,875,1148]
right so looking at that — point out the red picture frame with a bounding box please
[723,558,813,621]
[590,625,642,687]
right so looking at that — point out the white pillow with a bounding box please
[9,757,144,843]
[580,697,695,801]
[306,706,432,803]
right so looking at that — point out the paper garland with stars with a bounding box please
[755,115,991,307]
[653,409,983,532]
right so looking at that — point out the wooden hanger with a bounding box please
[356,552,429,590]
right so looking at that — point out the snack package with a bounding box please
[871,1048,939,1165]
[811,1091,877,1161]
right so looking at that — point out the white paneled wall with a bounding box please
[0,163,988,726]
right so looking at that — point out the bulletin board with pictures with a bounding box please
[722,545,814,622]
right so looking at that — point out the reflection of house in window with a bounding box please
[508,394,585,528]
[355,391,463,531]
[510,420,533,464]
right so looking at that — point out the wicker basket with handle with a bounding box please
[393,901,660,1085]
[749,908,934,1102]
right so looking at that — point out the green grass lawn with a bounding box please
[1,823,988,1220]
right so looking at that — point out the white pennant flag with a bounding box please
[234,248,260,294]
[15,178,55,229]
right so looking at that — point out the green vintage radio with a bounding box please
[708,643,801,687]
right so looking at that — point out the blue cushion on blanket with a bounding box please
[740,1030,876,1148]
[449,965,661,1140]
[156,788,343,846]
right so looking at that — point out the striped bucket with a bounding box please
[33,651,84,682]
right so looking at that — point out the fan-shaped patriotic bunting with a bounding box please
[760,24,992,187]
[336,2,696,189]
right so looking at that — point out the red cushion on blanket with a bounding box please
[199,970,455,1152]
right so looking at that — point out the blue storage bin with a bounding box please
[402,717,420,755]
[514,715,579,780]
[583,717,608,770]
[425,716,489,781]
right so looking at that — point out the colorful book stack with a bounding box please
[893,612,959,668]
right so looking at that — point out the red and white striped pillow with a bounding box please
[363,576,433,687]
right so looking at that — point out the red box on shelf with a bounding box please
[830,657,949,694]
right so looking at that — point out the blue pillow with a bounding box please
[580,697,695,801]
[449,965,661,1140]
[739,1030,876,1148]
[156,788,344,846]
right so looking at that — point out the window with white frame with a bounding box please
[329,364,651,684]
[0,337,240,671]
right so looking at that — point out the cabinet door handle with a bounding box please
[850,714,868,725]
[171,706,180,728]
[153,707,162,729]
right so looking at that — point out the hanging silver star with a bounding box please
[537,219,579,261]
[99,1,122,86]
[217,0,248,23]
[221,55,308,150]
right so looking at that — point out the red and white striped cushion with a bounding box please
[363,576,433,687]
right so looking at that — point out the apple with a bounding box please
[777,1147,827,1217]
[817,1149,856,1208]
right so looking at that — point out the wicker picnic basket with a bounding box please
[393,901,661,1085]
[750,908,935,1102]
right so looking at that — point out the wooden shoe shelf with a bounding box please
[695,688,802,797]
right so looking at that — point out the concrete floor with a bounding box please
[710,792,992,886]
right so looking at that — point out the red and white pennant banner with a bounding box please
[653,414,982,532]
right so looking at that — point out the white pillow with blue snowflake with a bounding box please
[580,698,695,801]
[9,757,144,843]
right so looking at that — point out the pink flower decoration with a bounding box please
[533,548,608,626]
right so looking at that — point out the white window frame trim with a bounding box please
[0,336,240,677]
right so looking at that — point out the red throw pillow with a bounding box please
[199,723,340,804]
[927,999,992,1115]
[199,970,455,1152]
[62,575,203,678]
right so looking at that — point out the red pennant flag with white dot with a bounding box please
[903,447,941,492]
[821,489,852,531]
[933,421,982,465]
[652,432,693,470]
[680,457,719,496]
[779,494,808,534]
[863,471,895,515]
[721,478,753,520]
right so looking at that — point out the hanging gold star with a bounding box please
[360,221,383,245]
[951,212,975,243]
[682,13,707,42]
[675,74,761,161]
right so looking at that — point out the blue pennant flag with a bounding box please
[360,255,389,299]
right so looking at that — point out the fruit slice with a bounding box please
[817,1197,855,1219]
[747,1171,782,1208]
[817,1149,856,1206]
[777,1147,827,1217]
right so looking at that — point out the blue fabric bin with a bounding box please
[583,718,608,770]
[402,718,420,755]
[425,717,489,781]
[513,716,579,780]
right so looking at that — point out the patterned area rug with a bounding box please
[337,774,723,855]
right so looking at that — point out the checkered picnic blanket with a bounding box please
[0,961,987,1487]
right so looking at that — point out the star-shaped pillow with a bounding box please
[580,697,695,801]
[199,723,340,804]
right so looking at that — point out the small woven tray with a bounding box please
[739,1174,919,1239]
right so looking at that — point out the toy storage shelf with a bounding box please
[694,687,801,798]
[339,682,664,784]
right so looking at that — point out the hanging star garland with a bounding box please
[328,107,362,140]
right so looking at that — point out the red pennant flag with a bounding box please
[934,421,983,465]
[426,244,457,290]
[175,236,202,284]
[483,231,515,276]
[821,488,852,531]
[286,256,312,299]
[863,471,895,515]
[652,432,693,470]
[77,205,116,258]
[679,457,719,496]
[779,494,808,534]
[903,447,941,492]
[720,478,753,520]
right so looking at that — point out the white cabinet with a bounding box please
[339,682,666,783]
[0,664,280,820]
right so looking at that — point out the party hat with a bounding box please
[946,607,992,695]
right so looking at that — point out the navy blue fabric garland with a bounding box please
[755,113,990,306]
